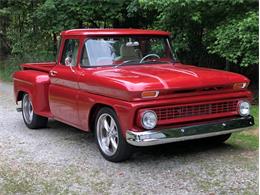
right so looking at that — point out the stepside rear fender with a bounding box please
[13,70,52,118]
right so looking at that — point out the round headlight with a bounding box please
[141,110,157,129]
[238,100,250,116]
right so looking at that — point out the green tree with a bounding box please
[206,11,258,68]
[1,0,148,60]
[139,0,258,72]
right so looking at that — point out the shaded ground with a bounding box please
[0,82,258,194]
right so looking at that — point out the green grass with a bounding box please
[0,59,20,81]
[0,54,54,81]
[251,104,259,127]
[228,133,258,150]
[227,105,259,150]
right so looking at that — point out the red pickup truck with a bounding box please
[13,29,254,162]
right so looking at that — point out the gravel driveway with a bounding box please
[0,82,258,194]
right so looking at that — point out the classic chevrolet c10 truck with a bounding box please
[13,29,254,162]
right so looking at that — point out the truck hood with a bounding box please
[81,63,249,101]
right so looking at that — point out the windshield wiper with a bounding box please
[140,60,172,64]
[114,59,173,68]
[113,60,138,68]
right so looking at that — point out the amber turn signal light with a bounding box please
[141,91,159,98]
[233,83,248,90]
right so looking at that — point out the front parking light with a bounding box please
[141,91,159,98]
[233,82,248,90]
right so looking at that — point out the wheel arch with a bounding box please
[17,91,26,102]
[88,103,115,132]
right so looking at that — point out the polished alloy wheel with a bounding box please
[96,113,119,156]
[22,94,33,124]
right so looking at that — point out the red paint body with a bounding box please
[13,29,252,137]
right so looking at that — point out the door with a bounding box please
[49,38,80,126]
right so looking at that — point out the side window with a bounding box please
[61,39,79,66]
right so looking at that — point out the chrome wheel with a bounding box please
[22,94,33,124]
[96,113,119,156]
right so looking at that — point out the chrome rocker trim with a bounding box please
[126,116,254,146]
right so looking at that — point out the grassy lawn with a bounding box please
[0,59,20,81]
[227,105,259,150]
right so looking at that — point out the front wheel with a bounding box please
[95,107,132,162]
[22,93,48,129]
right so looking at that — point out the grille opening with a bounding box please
[156,115,237,129]
[173,86,226,94]
[152,100,238,121]
[174,89,197,94]
[201,86,224,91]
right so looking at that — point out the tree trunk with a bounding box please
[225,60,230,71]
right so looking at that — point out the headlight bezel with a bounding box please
[237,100,251,116]
[141,110,157,130]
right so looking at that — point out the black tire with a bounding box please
[203,133,232,144]
[22,93,48,129]
[94,107,132,162]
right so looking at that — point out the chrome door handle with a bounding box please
[50,70,58,76]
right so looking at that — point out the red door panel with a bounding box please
[49,65,80,126]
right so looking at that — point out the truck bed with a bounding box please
[22,62,56,73]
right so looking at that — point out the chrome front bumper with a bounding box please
[126,116,254,146]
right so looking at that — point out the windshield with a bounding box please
[81,36,174,67]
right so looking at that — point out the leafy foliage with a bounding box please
[207,11,258,67]
[139,0,258,69]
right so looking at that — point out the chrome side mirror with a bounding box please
[65,56,72,66]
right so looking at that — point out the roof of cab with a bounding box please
[60,28,170,36]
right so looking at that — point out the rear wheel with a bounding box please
[22,93,48,129]
[95,107,132,162]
